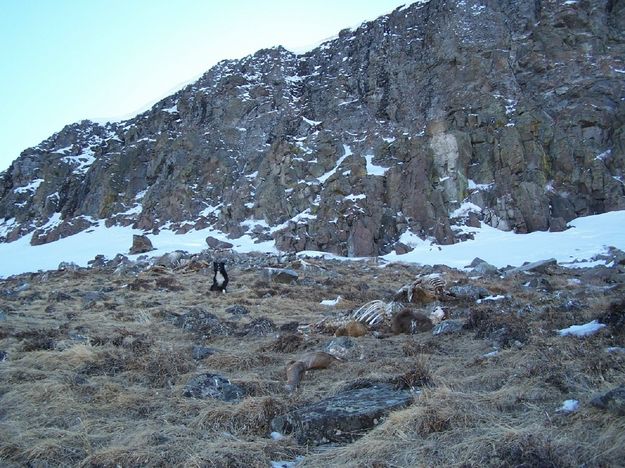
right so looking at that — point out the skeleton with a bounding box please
[352,274,447,328]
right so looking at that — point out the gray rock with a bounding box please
[0,310,6,321]
[88,254,107,268]
[606,247,625,266]
[432,319,465,336]
[324,336,361,361]
[270,383,413,445]
[393,242,413,255]
[471,260,499,276]
[261,268,298,284]
[129,234,153,255]
[183,373,245,401]
[58,261,80,272]
[206,236,234,250]
[225,304,250,316]
[0,350,6,362]
[590,385,625,416]
[242,317,276,336]
[81,291,108,306]
[504,259,558,277]
[448,285,491,301]
[175,307,234,337]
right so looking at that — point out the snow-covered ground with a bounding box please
[0,210,624,279]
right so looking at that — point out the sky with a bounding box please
[0,0,406,172]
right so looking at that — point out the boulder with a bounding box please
[270,383,414,445]
[448,285,491,301]
[590,385,625,416]
[183,373,245,401]
[469,258,499,276]
[503,258,558,277]
[206,236,234,250]
[129,234,154,255]
[393,242,413,255]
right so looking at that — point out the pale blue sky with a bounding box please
[0,0,405,172]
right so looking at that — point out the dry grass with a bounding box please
[1,259,624,466]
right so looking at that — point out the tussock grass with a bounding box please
[1,260,624,466]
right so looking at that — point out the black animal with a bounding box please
[210,261,229,293]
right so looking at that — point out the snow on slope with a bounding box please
[0,210,624,278]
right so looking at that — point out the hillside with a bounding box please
[1,0,624,257]
[0,251,624,466]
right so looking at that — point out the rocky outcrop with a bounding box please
[129,234,154,255]
[1,0,624,256]
[270,383,413,445]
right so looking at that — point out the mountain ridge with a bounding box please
[1,0,624,257]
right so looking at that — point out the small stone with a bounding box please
[225,305,250,316]
[242,317,276,336]
[324,336,361,360]
[432,319,464,336]
[183,373,245,401]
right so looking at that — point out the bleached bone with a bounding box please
[429,306,446,325]
[352,300,397,326]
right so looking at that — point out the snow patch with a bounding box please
[302,116,322,126]
[317,145,352,183]
[477,295,505,304]
[451,202,482,218]
[162,104,178,114]
[468,179,494,191]
[558,320,606,337]
[320,296,342,306]
[558,400,580,412]
[14,179,45,194]
[364,154,389,176]
[61,148,96,174]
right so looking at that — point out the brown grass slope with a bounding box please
[0,258,624,467]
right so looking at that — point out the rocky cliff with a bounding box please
[1,0,624,256]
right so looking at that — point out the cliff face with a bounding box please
[1,0,624,256]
